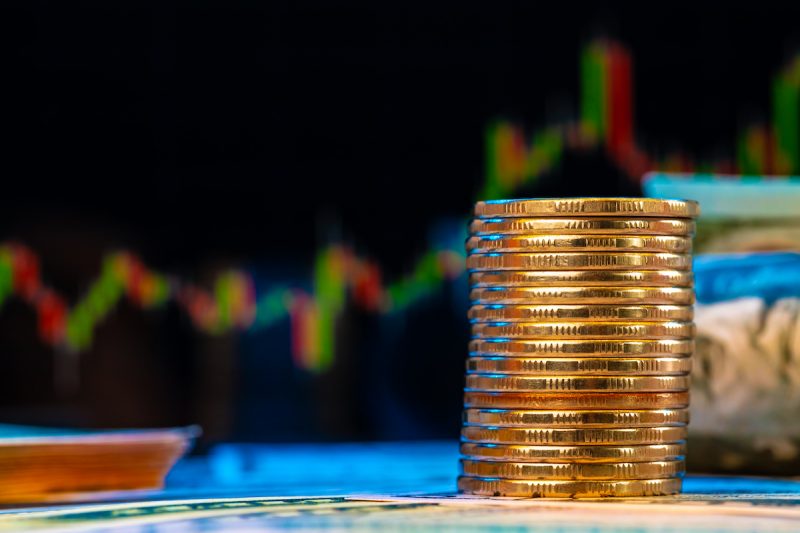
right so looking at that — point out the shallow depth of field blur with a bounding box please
[2,1,800,474]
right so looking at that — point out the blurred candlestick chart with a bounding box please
[2,39,800,375]
[0,241,466,374]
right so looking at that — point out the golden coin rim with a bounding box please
[467,252,692,271]
[469,339,695,357]
[470,286,695,305]
[464,374,690,392]
[461,425,689,445]
[466,356,692,375]
[457,476,682,497]
[473,198,699,218]
[466,235,692,253]
[460,459,685,480]
[469,270,694,287]
[462,391,691,409]
[468,304,694,323]
[459,442,687,463]
[469,217,696,236]
[470,321,695,340]
[462,408,689,427]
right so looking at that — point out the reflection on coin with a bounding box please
[466,356,692,375]
[470,286,694,305]
[467,235,692,253]
[467,252,691,271]
[459,442,686,463]
[464,374,689,393]
[469,270,694,287]
[470,217,696,236]
[471,321,695,340]
[469,304,693,323]
[457,476,682,497]
[460,459,685,480]
[474,198,699,218]
[463,391,690,409]
[461,425,688,445]
[462,408,689,427]
[469,339,694,357]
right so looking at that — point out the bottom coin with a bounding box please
[457,476,682,497]
[463,391,690,409]
[460,459,685,480]
[459,442,686,463]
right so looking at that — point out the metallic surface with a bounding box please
[469,339,695,357]
[473,198,700,218]
[459,441,686,463]
[467,234,692,253]
[457,475,682,497]
[462,408,689,427]
[470,286,694,305]
[470,321,695,340]
[460,458,685,480]
[467,252,692,271]
[470,217,696,236]
[469,304,694,322]
[463,391,691,409]
[466,356,691,375]
[461,425,688,445]
[469,269,694,287]
[460,198,698,498]
[464,374,690,392]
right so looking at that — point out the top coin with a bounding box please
[470,217,696,236]
[474,198,700,218]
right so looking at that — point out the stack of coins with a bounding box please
[458,198,699,498]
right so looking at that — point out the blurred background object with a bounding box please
[2,1,800,474]
[645,174,800,475]
[0,425,196,503]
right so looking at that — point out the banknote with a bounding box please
[2,483,800,532]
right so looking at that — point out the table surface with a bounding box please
[1,441,799,531]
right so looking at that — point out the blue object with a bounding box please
[694,252,800,305]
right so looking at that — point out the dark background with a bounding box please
[1,1,798,445]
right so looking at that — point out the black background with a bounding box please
[1,1,798,443]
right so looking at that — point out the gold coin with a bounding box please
[461,425,688,445]
[460,459,685,480]
[466,356,691,375]
[470,270,693,287]
[457,476,682,497]
[462,408,689,427]
[467,235,692,253]
[474,198,699,218]
[471,321,695,340]
[464,375,689,393]
[470,217,696,236]
[460,442,686,463]
[469,304,694,322]
[467,252,691,271]
[469,339,694,357]
[470,286,694,305]
[463,391,690,409]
